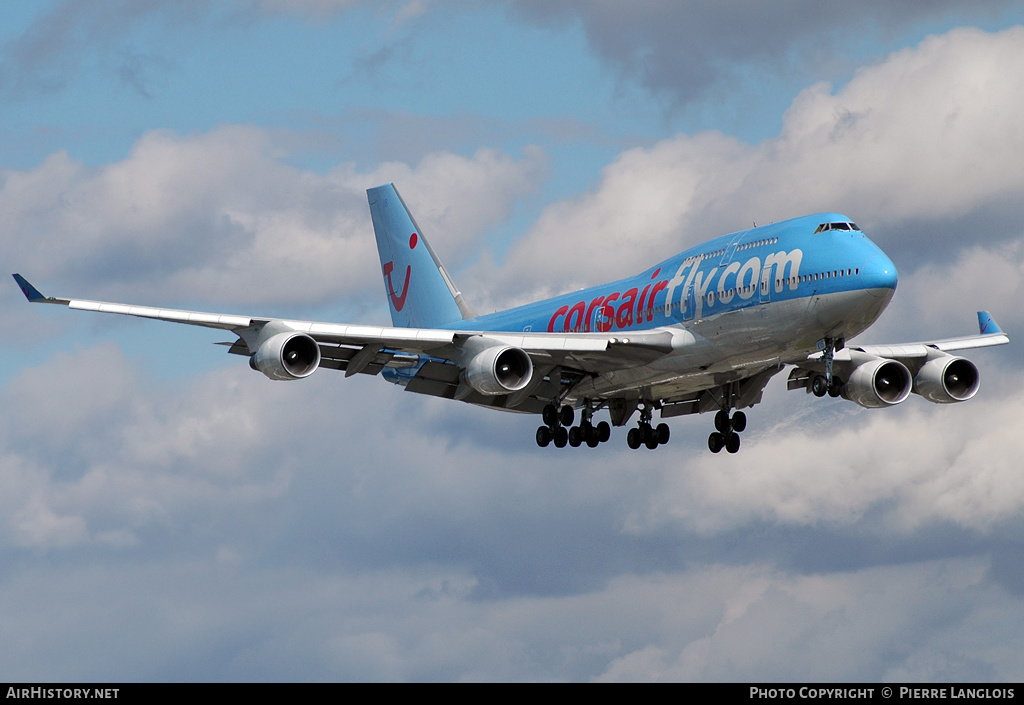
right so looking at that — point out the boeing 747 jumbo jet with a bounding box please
[14,184,1009,454]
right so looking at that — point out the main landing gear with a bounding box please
[707,383,747,454]
[626,403,670,450]
[536,401,611,449]
[707,409,745,454]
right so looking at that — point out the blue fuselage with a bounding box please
[436,214,897,401]
[449,213,896,335]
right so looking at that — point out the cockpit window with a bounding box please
[814,221,862,233]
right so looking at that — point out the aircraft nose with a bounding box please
[860,254,898,298]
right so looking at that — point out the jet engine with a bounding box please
[913,354,979,403]
[250,331,321,381]
[842,356,912,408]
[462,344,533,396]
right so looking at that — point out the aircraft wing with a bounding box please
[786,311,1009,399]
[12,274,673,387]
[805,311,1008,364]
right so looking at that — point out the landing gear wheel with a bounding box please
[558,405,574,427]
[715,409,731,433]
[553,426,568,448]
[812,375,828,397]
[726,433,741,454]
[731,411,746,433]
[627,428,642,450]
[597,421,611,443]
[828,379,844,398]
[708,432,725,453]
[542,404,558,426]
[568,426,583,447]
[586,429,600,448]
[656,423,670,445]
[536,426,551,448]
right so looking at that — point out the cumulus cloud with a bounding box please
[625,381,1024,536]
[1,126,545,314]
[595,559,1023,682]
[0,345,296,552]
[871,240,1024,346]
[506,0,1022,107]
[491,27,1024,300]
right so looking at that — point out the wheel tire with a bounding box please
[542,404,558,427]
[812,375,828,397]
[715,409,731,433]
[553,426,568,448]
[645,434,659,450]
[627,428,642,450]
[708,432,724,453]
[597,421,611,443]
[559,405,574,427]
[828,379,844,397]
[586,432,600,448]
[536,426,551,447]
[568,426,583,447]
[726,432,741,454]
[656,423,670,445]
[731,411,746,433]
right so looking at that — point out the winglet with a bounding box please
[13,273,46,301]
[978,311,1003,336]
[12,274,69,305]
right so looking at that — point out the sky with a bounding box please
[2,0,1024,682]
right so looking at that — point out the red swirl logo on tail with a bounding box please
[383,232,418,312]
[383,261,411,312]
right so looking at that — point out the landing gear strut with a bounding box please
[626,402,670,450]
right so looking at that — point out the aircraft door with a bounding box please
[759,266,772,304]
[683,284,696,321]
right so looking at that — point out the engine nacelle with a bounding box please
[250,331,321,381]
[913,354,979,403]
[842,357,912,408]
[462,345,533,396]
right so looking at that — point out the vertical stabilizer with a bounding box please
[367,183,475,328]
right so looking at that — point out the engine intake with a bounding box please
[842,357,912,408]
[250,331,321,380]
[913,354,979,403]
[463,344,533,396]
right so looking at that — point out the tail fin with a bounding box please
[367,183,474,328]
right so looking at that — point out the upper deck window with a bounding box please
[814,221,862,234]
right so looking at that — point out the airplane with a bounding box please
[13,183,1009,454]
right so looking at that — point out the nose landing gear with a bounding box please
[811,337,845,398]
